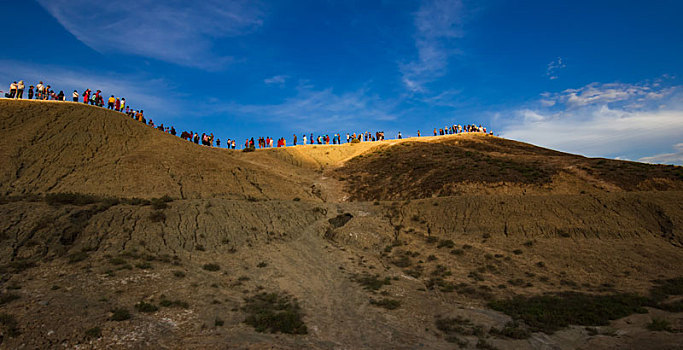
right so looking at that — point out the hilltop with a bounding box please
[0,100,682,349]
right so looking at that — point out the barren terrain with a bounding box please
[1,100,682,349]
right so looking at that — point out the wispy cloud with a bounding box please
[400,0,464,93]
[546,57,566,80]
[217,85,397,131]
[639,143,683,165]
[264,75,288,86]
[498,79,683,164]
[555,81,674,108]
[36,0,264,70]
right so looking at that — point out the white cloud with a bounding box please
[36,0,264,70]
[498,80,683,164]
[639,143,683,165]
[264,75,288,85]
[551,82,674,108]
[400,0,463,93]
[217,85,397,131]
[546,57,566,80]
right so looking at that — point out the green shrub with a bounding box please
[353,274,391,291]
[68,251,89,264]
[437,239,455,249]
[159,299,189,308]
[0,293,20,305]
[242,292,307,334]
[109,257,127,265]
[203,263,220,271]
[45,192,99,206]
[149,211,166,222]
[135,302,158,313]
[490,321,531,339]
[0,313,20,338]
[488,292,651,334]
[450,249,464,255]
[110,308,131,321]
[647,318,673,332]
[85,326,102,339]
[135,262,153,269]
[369,298,401,310]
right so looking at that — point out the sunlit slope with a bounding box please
[0,100,314,200]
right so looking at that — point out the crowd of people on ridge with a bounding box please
[4,79,494,151]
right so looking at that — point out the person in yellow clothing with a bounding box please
[120,98,126,112]
[107,95,116,109]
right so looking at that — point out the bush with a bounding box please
[647,318,673,332]
[135,302,159,313]
[45,192,100,206]
[159,299,189,308]
[0,313,20,338]
[437,239,455,249]
[0,293,20,305]
[370,298,401,310]
[109,257,127,265]
[85,326,102,339]
[173,270,186,278]
[488,292,651,334]
[68,251,89,264]
[435,316,485,337]
[149,211,166,222]
[490,321,531,339]
[135,262,153,269]
[151,198,168,210]
[110,308,131,321]
[353,274,391,291]
[242,292,307,334]
[203,263,220,271]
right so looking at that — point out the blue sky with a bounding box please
[1,0,682,164]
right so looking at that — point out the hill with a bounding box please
[0,100,682,349]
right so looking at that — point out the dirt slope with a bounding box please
[0,100,315,200]
[1,100,682,349]
[334,136,683,200]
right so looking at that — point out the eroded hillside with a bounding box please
[1,100,682,349]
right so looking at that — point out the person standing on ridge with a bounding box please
[72,90,79,102]
[115,98,121,111]
[293,134,297,146]
[8,81,17,98]
[107,95,115,109]
[36,81,44,99]
[28,85,34,99]
[120,98,126,111]
[16,81,24,99]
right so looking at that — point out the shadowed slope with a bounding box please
[334,135,683,200]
